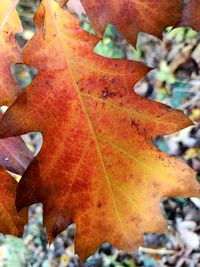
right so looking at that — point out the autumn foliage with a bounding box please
[0,0,200,261]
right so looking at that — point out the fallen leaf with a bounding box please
[0,168,26,236]
[0,0,22,106]
[0,0,199,260]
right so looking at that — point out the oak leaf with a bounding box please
[0,1,33,175]
[0,168,26,236]
[0,0,199,260]
[0,1,31,235]
[0,0,22,106]
[80,0,183,46]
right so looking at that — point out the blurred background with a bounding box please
[1,0,200,266]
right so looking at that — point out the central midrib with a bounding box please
[48,0,129,239]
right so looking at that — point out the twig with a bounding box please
[178,94,200,109]
[138,247,175,255]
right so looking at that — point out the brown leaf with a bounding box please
[0,136,33,175]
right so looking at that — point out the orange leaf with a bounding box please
[0,0,22,106]
[0,0,199,260]
[81,0,183,46]
[179,0,200,31]
[0,168,26,236]
[0,2,33,175]
[0,0,31,231]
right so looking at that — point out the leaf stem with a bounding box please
[0,0,19,31]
